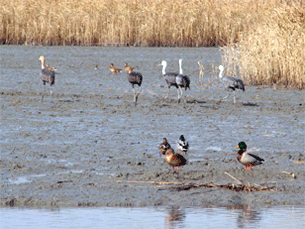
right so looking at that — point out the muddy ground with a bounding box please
[1,46,305,208]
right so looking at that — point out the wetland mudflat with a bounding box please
[1,46,304,208]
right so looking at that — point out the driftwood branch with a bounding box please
[102,179,279,193]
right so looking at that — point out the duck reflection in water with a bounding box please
[227,205,262,228]
[165,206,186,228]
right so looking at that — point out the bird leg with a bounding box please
[164,87,170,100]
[132,88,137,104]
[50,86,54,101]
[177,88,181,104]
[233,91,236,104]
[41,85,46,102]
[219,91,231,102]
[244,164,253,170]
[177,86,183,104]
[172,167,175,171]
[134,88,142,104]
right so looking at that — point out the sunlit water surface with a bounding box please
[1,205,304,229]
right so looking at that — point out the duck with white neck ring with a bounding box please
[236,142,264,170]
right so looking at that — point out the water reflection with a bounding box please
[165,206,186,228]
[0,205,304,229]
[227,205,262,228]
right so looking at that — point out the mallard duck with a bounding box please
[235,142,264,170]
[124,62,134,73]
[165,148,187,171]
[46,64,57,72]
[177,135,189,154]
[159,138,171,156]
[109,63,122,75]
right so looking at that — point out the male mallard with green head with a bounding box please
[165,148,187,171]
[159,138,171,157]
[236,142,264,170]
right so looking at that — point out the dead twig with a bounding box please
[224,172,243,184]
[282,171,296,179]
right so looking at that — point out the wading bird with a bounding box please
[176,59,191,103]
[218,65,245,103]
[109,63,122,75]
[158,60,180,102]
[38,56,56,101]
[159,138,172,157]
[165,148,187,171]
[127,69,143,105]
[177,135,189,155]
[235,142,264,170]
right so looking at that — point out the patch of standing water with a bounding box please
[0,205,304,229]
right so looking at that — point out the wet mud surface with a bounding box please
[1,46,305,208]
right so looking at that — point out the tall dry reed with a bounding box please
[1,0,283,46]
[222,2,305,89]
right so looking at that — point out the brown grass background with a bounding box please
[1,0,304,89]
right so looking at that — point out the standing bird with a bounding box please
[165,148,187,171]
[176,59,191,103]
[159,137,172,157]
[177,135,189,155]
[124,62,139,73]
[109,63,122,75]
[124,62,134,73]
[38,56,56,101]
[46,64,57,72]
[158,60,180,102]
[127,70,143,105]
[235,142,264,170]
[218,65,245,103]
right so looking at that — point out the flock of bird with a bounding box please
[159,136,264,171]
[38,56,245,104]
[37,55,264,172]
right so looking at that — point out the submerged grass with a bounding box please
[1,0,304,89]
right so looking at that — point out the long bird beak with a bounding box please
[235,145,239,149]
[158,63,162,66]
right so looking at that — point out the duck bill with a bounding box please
[235,145,239,149]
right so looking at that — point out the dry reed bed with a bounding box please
[1,0,304,89]
[222,2,305,89]
[0,0,286,46]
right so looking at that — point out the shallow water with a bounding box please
[1,46,305,208]
[1,206,305,229]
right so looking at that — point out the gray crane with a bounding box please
[176,59,191,103]
[38,56,56,101]
[158,60,180,102]
[218,65,245,103]
[127,69,143,105]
